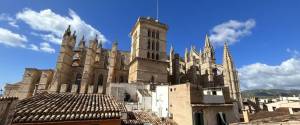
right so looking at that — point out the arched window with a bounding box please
[156,54,159,60]
[147,52,150,58]
[120,76,124,83]
[150,76,155,83]
[152,40,155,50]
[152,31,155,38]
[193,112,204,125]
[152,53,155,59]
[156,41,159,51]
[148,29,151,37]
[156,31,159,39]
[147,39,151,49]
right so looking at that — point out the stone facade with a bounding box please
[3,16,243,124]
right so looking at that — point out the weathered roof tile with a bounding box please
[12,93,126,123]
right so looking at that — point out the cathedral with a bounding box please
[2,17,243,125]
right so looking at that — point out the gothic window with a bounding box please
[156,41,159,51]
[156,31,159,39]
[147,39,151,49]
[152,40,155,50]
[121,55,125,69]
[147,52,150,58]
[98,74,103,86]
[148,29,151,37]
[75,73,82,93]
[152,53,155,59]
[90,74,95,85]
[156,54,159,60]
[104,55,109,69]
[75,73,82,85]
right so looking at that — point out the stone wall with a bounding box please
[169,83,193,125]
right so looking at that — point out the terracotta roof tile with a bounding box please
[122,111,177,125]
[12,93,126,123]
[0,96,18,101]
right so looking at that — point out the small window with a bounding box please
[170,88,173,92]
[156,41,159,51]
[212,91,217,95]
[152,53,155,59]
[152,40,155,50]
[156,31,159,39]
[207,91,211,95]
[147,52,150,58]
[156,54,159,60]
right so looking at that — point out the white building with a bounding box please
[266,100,300,114]
[137,89,152,111]
[151,85,169,117]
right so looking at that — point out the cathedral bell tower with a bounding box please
[128,17,168,84]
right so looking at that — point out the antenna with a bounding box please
[156,0,159,21]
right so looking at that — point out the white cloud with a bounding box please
[0,27,27,48]
[0,13,19,28]
[28,42,55,54]
[16,8,107,45]
[209,19,255,46]
[28,44,39,51]
[286,48,299,58]
[40,42,55,53]
[31,32,61,45]
[238,57,300,90]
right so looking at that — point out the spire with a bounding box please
[95,34,98,41]
[184,48,189,63]
[222,41,240,103]
[79,35,85,49]
[112,41,118,51]
[64,25,71,37]
[98,40,103,48]
[223,42,233,67]
[169,45,174,75]
[203,34,215,63]
[204,34,212,48]
[170,45,174,59]
[170,45,174,53]
[72,30,77,40]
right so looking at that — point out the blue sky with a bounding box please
[0,0,300,90]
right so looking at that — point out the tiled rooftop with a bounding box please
[12,93,126,123]
[137,89,151,97]
[122,111,177,125]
